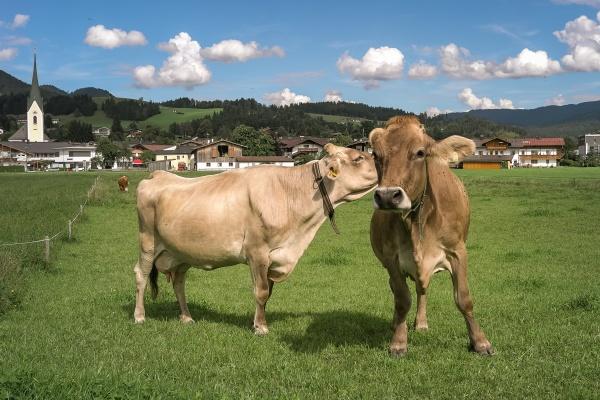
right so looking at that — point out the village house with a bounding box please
[463,137,565,169]
[92,127,111,139]
[153,145,196,170]
[279,136,329,158]
[194,139,245,170]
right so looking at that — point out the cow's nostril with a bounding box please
[392,190,403,202]
[374,190,383,205]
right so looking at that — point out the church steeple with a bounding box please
[27,53,43,112]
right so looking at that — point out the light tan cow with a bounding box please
[369,116,493,356]
[133,144,377,335]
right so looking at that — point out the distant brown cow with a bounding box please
[118,176,129,192]
[369,116,493,356]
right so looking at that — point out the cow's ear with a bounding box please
[323,143,339,156]
[368,128,385,147]
[325,157,341,180]
[430,135,475,162]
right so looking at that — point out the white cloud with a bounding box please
[5,14,30,29]
[264,88,311,106]
[440,43,561,79]
[85,24,147,49]
[337,46,404,88]
[554,12,600,71]
[0,48,17,61]
[495,48,562,77]
[324,90,342,102]
[458,88,515,110]
[200,39,284,62]
[545,94,567,106]
[133,32,210,88]
[425,106,452,117]
[553,0,600,7]
[408,61,438,79]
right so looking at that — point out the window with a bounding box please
[228,162,233,167]
[532,150,538,155]
[33,116,37,125]
[532,160,538,164]
[478,151,483,155]
[217,145,229,157]
[546,159,549,164]
[217,162,222,167]
[177,156,180,160]
[69,151,91,157]
[206,162,211,167]
[163,156,167,160]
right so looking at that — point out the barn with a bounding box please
[462,155,512,170]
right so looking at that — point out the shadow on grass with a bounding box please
[122,301,390,353]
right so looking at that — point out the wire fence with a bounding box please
[0,176,101,262]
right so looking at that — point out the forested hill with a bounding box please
[290,101,409,121]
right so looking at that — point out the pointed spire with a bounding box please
[28,52,43,112]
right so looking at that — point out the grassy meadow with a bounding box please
[60,100,221,130]
[0,168,599,399]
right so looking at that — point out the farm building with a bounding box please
[463,155,512,169]
[92,127,111,139]
[578,133,600,156]
[470,137,565,168]
[130,143,175,159]
[194,139,293,171]
[347,139,372,153]
[279,136,329,158]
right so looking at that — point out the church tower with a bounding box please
[26,54,45,142]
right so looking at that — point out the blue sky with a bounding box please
[1,0,600,114]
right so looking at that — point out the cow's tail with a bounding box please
[149,262,159,300]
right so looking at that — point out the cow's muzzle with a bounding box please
[373,187,412,211]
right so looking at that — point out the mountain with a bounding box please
[448,101,600,136]
[72,87,112,97]
[0,70,67,98]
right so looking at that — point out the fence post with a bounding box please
[68,220,72,240]
[44,236,50,263]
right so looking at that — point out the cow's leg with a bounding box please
[249,253,272,336]
[133,251,153,323]
[450,245,493,355]
[414,282,428,331]
[172,267,193,324]
[387,267,411,356]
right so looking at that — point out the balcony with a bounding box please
[519,154,560,160]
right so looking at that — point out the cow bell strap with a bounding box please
[312,162,340,235]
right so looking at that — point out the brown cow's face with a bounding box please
[369,116,475,211]
[322,144,377,201]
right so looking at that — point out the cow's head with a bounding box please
[369,116,474,211]
[322,143,377,202]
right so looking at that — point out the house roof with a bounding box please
[237,156,294,162]
[153,145,196,155]
[8,123,50,142]
[473,137,565,149]
[279,136,330,148]
[463,155,512,163]
[194,139,247,149]
[0,141,95,154]
[131,144,174,152]
[348,139,369,147]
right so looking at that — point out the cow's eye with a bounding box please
[353,155,364,163]
[416,150,425,158]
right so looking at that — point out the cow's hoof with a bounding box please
[180,315,195,324]
[389,347,408,358]
[254,326,269,336]
[415,322,429,332]
[471,340,494,356]
[134,317,145,324]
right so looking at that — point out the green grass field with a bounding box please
[60,103,221,130]
[0,168,599,398]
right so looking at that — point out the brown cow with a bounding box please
[369,116,493,356]
[133,144,377,334]
[118,176,129,192]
